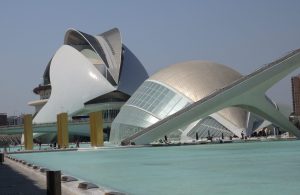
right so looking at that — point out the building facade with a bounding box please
[110,61,267,144]
[0,113,7,126]
[25,27,296,145]
[28,28,148,141]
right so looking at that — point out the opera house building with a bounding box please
[28,28,148,141]
[29,27,293,145]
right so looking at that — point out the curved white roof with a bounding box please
[33,45,115,123]
[32,28,149,123]
[64,28,122,84]
[98,28,122,75]
[149,61,247,128]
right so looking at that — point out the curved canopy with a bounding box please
[64,28,109,67]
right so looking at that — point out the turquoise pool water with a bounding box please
[11,140,300,195]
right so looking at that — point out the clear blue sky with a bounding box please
[1,0,300,115]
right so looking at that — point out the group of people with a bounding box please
[49,142,57,148]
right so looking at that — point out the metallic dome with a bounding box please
[149,61,247,128]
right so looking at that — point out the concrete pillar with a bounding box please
[56,114,61,147]
[56,113,69,148]
[89,112,103,147]
[23,114,33,150]
[89,113,95,147]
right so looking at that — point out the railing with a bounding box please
[0,118,114,133]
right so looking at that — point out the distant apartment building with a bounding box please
[291,75,300,115]
[0,113,7,126]
[7,115,24,126]
[0,113,24,126]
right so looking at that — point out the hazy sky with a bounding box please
[1,0,300,115]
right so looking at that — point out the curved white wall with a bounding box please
[33,45,115,123]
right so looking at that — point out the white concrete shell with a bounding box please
[96,28,122,82]
[33,45,115,123]
[122,49,300,145]
[64,28,122,85]
[110,61,251,144]
[31,28,148,126]
[99,28,122,69]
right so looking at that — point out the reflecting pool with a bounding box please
[11,140,300,195]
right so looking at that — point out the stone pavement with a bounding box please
[0,157,46,195]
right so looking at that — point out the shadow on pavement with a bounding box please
[0,163,46,195]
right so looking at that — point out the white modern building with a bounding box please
[110,61,271,144]
[28,28,148,141]
[26,27,300,145]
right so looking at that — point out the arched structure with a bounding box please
[120,49,300,145]
[110,61,269,144]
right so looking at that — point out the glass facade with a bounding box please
[126,81,191,119]
[110,81,192,144]
[110,81,240,144]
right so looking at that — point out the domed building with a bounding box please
[110,61,267,144]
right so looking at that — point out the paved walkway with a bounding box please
[0,157,46,195]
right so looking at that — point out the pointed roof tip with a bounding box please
[65,27,78,33]
[98,28,122,44]
[99,27,120,36]
[63,27,123,85]
[64,28,122,45]
[63,28,82,44]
